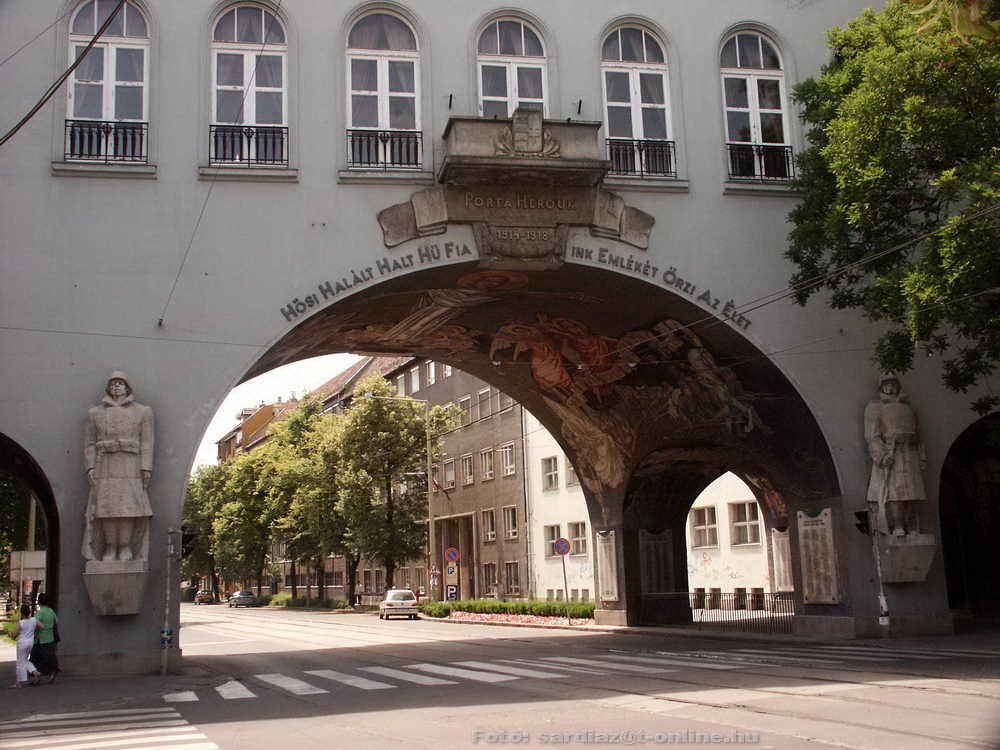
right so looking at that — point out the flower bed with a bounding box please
[444,610,592,626]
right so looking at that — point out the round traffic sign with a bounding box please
[445,546,461,562]
[553,537,572,556]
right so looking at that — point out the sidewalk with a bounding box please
[421,612,1000,648]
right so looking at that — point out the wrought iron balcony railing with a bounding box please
[64,120,148,163]
[726,143,794,182]
[606,138,677,178]
[346,129,422,171]
[209,125,289,166]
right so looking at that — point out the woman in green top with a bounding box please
[30,593,59,684]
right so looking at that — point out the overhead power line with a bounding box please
[0,0,126,149]
[0,6,77,70]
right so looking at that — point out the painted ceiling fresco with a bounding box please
[248,263,837,510]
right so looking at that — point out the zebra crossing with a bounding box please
[0,708,215,750]
[157,643,1000,703]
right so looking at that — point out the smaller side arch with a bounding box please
[0,433,61,606]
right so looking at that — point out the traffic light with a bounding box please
[854,509,871,536]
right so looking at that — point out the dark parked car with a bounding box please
[228,590,255,608]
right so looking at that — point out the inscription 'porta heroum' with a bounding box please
[464,192,577,212]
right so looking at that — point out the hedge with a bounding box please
[268,592,348,609]
[419,599,595,619]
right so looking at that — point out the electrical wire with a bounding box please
[600,203,1000,359]
[0,0,126,149]
[0,5,77,70]
[157,2,285,328]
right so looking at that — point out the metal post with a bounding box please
[561,554,571,626]
[161,528,177,676]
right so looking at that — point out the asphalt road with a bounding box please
[3,605,1000,749]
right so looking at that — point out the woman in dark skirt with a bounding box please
[30,593,60,684]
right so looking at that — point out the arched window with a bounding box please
[345,12,421,170]
[66,0,150,162]
[601,26,674,177]
[210,4,288,165]
[719,31,792,181]
[477,19,547,118]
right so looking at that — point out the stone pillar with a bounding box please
[590,489,632,626]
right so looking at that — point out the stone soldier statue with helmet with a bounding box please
[864,373,926,536]
[83,371,154,564]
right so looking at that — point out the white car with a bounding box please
[378,589,419,620]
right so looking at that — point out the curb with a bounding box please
[419,615,836,644]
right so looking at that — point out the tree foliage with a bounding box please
[182,377,458,602]
[787,2,999,412]
[333,376,458,590]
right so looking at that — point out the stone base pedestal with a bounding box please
[880,533,937,583]
[83,560,148,615]
[792,615,858,639]
[60,646,182,675]
[594,608,628,626]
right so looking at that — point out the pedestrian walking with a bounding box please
[30,593,60,684]
[10,604,39,688]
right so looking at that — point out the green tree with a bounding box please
[212,449,281,594]
[334,376,458,594]
[267,394,343,600]
[787,2,999,413]
[182,464,227,600]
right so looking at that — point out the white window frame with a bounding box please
[600,27,671,143]
[729,501,761,545]
[442,364,453,377]
[719,32,789,148]
[565,461,579,487]
[498,392,514,411]
[430,464,439,493]
[482,562,498,596]
[458,396,472,426]
[499,442,516,476]
[425,361,436,386]
[569,521,587,555]
[396,375,406,396]
[442,458,456,489]
[477,387,492,421]
[544,524,560,557]
[461,453,474,486]
[481,508,497,542]
[211,5,288,127]
[480,448,495,481]
[691,506,719,549]
[346,13,420,133]
[502,505,518,539]
[504,560,520,595]
[410,366,420,392]
[541,456,559,491]
[67,1,150,124]
[477,19,547,117]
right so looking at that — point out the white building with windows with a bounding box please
[523,411,595,602]
[685,472,789,598]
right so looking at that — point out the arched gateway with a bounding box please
[1,0,984,674]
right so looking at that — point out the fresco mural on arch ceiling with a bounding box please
[250,269,767,493]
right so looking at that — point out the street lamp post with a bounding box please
[362,394,437,601]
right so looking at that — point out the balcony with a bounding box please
[606,138,677,178]
[64,120,148,163]
[209,125,288,167]
[346,129,422,171]
[726,143,794,182]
